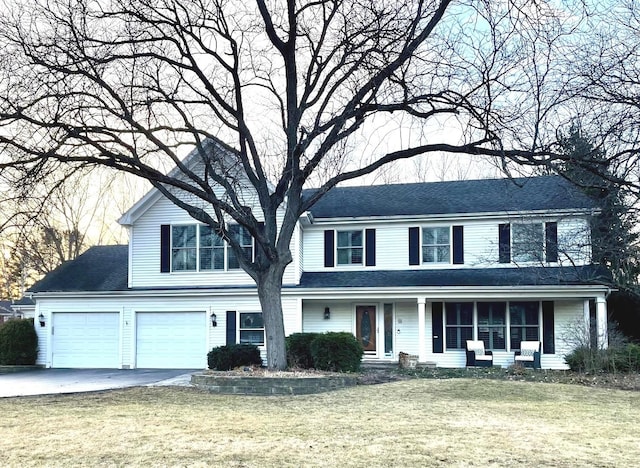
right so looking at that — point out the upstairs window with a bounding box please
[168,224,253,272]
[199,226,225,270]
[499,222,558,264]
[512,223,544,263]
[337,230,363,265]
[228,225,254,270]
[172,225,197,271]
[422,227,450,263]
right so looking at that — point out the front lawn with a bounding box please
[1,379,638,467]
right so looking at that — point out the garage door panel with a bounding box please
[52,313,120,368]
[136,312,206,369]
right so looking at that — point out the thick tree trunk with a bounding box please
[256,264,288,370]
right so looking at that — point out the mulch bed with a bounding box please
[202,365,640,391]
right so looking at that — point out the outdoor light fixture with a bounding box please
[38,312,45,327]
[324,307,331,320]
[210,312,217,327]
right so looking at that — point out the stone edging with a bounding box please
[191,373,359,395]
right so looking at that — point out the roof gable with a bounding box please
[303,176,596,219]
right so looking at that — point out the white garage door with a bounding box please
[52,312,120,368]
[136,312,206,368]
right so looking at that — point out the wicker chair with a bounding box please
[465,340,493,367]
[514,341,541,369]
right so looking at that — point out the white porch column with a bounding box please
[596,296,608,349]
[417,298,426,363]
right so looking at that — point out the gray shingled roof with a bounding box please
[298,265,610,289]
[303,175,597,218]
[28,245,128,293]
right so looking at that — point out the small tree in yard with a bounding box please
[0,1,618,369]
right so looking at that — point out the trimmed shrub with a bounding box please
[207,344,262,371]
[309,332,364,372]
[286,332,320,369]
[565,343,640,373]
[0,319,38,365]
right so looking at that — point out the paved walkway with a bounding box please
[0,368,196,397]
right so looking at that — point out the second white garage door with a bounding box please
[135,312,207,368]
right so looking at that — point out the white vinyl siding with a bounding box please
[129,196,298,287]
[303,216,592,272]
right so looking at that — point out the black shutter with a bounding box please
[432,302,444,353]
[542,301,555,354]
[453,225,464,265]
[160,224,171,273]
[324,230,335,267]
[226,311,237,345]
[499,223,511,263]
[545,222,558,263]
[365,229,376,266]
[409,227,420,265]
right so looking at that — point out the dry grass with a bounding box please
[1,379,639,467]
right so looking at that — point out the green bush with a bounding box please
[286,332,320,369]
[207,344,262,371]
[309,332,364,372]
[0,319,38,365]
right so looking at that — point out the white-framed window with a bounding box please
[228,224,254,270]
[239,312,265,345]
[422,226,450,263]
[172,225,197,271]
[512,223,544,263]
[337,230,363,265]
[199,225,225,270]
[171,224,253,272]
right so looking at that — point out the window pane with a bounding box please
[200,225,223,247]
[228,225,254,269]
[240,312,264,329]
[240,330,265,345]
[337,230,363,265]
[172,225,196,248]
[445,302,473,349]
[171,226,197,271]
[172,248,196,271]
[423,227,450,263]
[477,302,506,350]
[436,246,450,262]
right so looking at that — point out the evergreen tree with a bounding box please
[558,125,640,339]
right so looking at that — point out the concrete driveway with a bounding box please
[0,368,197,397]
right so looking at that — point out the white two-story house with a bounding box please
[28,139,611,370]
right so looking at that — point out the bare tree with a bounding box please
[0,0,596,369]
[0,168,138,298]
